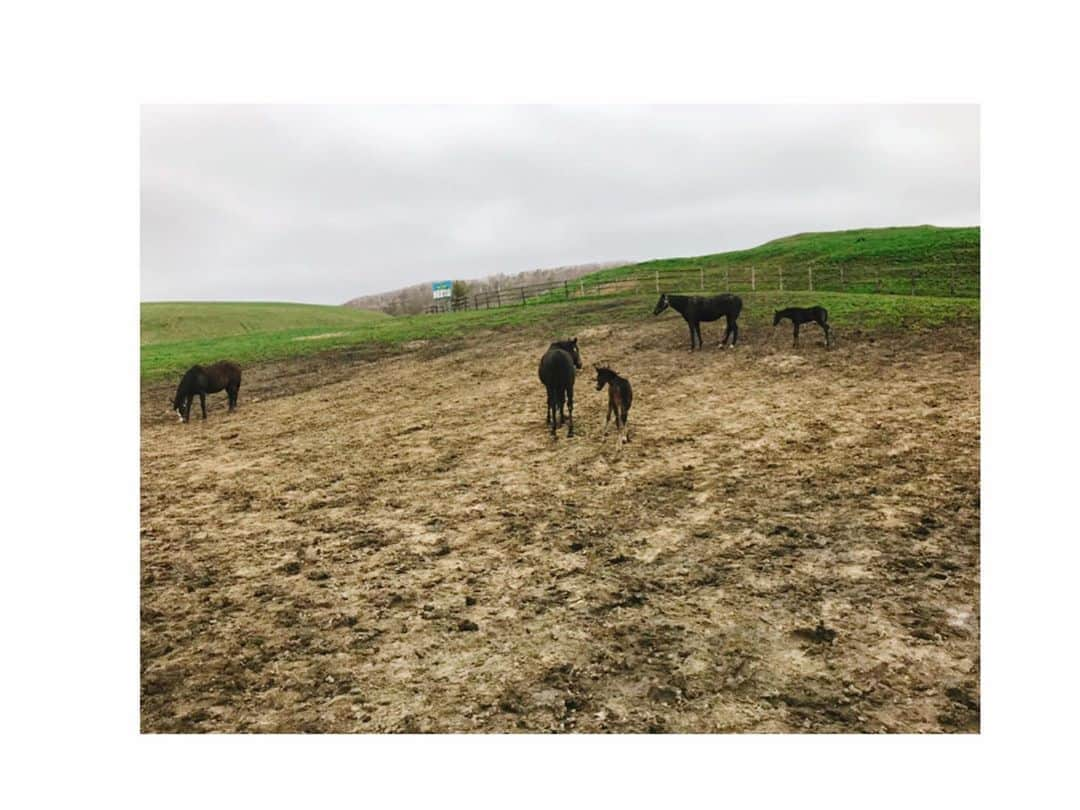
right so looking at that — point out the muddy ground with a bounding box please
[141,316,979,733]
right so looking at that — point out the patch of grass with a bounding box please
[141,297,633,381]
[140,301,388,346]
[142,291,978,382]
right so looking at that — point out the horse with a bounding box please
[538,338,582,439]
[653,293,742,351]
[595,365,633,446]
[772,306,831,348]
[172,361,242,422]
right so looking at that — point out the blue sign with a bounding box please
[432,280,453,300]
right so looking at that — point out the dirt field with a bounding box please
[141,316,979,733]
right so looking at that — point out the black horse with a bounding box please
[172,361,242,422]
[773,306,831,348]
[595,365,633,445]
[538,338,582,439]
[653,293,742,350]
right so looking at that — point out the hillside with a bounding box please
[141,301,389,346]
[579,225,980,297]
[141,226,980,381]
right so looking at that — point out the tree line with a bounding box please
[343,261,627,316]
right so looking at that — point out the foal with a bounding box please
[595,365,633,445]
[773,306,831,348]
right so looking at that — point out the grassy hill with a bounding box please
[141,302,390,380]
[141,301,389,345]
[579,225,980,297]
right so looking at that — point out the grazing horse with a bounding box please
[595,365,633,445]
[653,293,742,350]
[538,338,582,439]
[773,306,831,348]
[172,361,242,422]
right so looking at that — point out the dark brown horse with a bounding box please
[172,361,242,422]
[538,338,582,439]
[653,293,742,350]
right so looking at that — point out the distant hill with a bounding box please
[141,301,388,346]
[344,261,627,315]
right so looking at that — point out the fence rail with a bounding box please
[425,264,980,314]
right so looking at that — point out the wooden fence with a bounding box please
[426,264,980,314]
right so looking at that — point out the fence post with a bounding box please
[808,265,813,292]
[725,268,730,292]
[840,266,845,290]
[779,267,784,292]
[751,266,756,292]
[580,279,585,297]
[564,280,569,299]
[950,267,956,297]
[655,270,659,293]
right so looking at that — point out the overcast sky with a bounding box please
[141,105,979,304]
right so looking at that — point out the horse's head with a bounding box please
[594,364,615,391]
[170,397,186,422]
[554,337,582,369]
[653,293,670,315]
[772,309,783,327]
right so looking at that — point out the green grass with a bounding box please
[141,298,635,381]
[576,225,980,297]
[142,291,978,383]
[141,301,389,345]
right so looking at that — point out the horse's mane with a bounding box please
[594,365,625,381]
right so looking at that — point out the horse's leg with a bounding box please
[183,396,192,423]
[687,320,696,351]
[566,386,574,437]
[228,383,239,411]
[731,319,739,347]
[793,322,800,348]
[821,320,831,348]
[603,398,613,433]
[199,392,207,419]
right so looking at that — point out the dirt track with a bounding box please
[141,317,979,733]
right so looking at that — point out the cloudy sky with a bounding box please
[141,105,979,304]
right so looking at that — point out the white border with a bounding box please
[7,1,1078,807]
